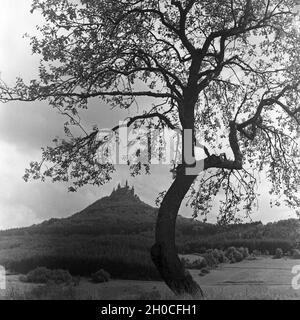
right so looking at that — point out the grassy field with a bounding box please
[2,256,300,300]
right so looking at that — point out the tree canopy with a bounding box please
[1,0,300,224]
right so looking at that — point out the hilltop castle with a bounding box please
[110,180,137,198]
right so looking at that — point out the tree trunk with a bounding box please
[151,168,204,297]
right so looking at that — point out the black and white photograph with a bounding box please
[1,0,300,305]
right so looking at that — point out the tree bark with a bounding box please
[150,167,204,297]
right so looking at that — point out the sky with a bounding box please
[0,0,297,229]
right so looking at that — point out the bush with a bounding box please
[91,269,110,283]
[273,248,283,259]
[292,249,300,259]
[182,250,227,270]
[180,257,207,269]
[180,239,294,256]
[22,267,52,283]
[201,252,218,268]
[191,258,207,269]
[211,249,228,263]
[252,249,261,256]
[21,267,73,284]
[237,247,249,259]
[199,268,210,276]
[19,275,27,282]
[225,247,243,263]
[50,269,73,284]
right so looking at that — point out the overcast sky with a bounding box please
[0,0,297,229]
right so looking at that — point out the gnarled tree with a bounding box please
[1,0,300,297]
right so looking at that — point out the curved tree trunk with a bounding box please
[150,168,204,297]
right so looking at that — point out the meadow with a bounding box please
[3,256,300,300]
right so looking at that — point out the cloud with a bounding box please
[0,139,172,229]
[0,141,40,228]
[0,203,40,230]
[0,101,66,153]
[0,141,91,227]
[0,0,41,83]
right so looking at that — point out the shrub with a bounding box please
[179,239,294,256]
[180,257,207,269]
[201,252,218,268]
[292,249,300,259]
[191,258,207,269]
[225,247,243,263]
[49,269,73,284]
[212,249,228,263]
[91,269,110,283]
[252,250,261,256]
[22,267,52,283]
[273,248,283,259]
[19,275,27,282]
[21,267,73,284]
[237,247,249,259]
[199,268,210,276]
